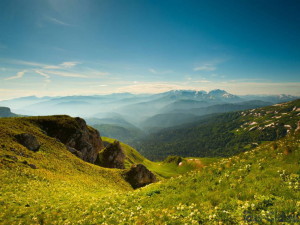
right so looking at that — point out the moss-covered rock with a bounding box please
[96,140,125,169]
[29,116,104,163]
[15,133,40,152]
[124,164,156,188]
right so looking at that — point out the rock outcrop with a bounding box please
[32,116,104,163]
[15,133,41,152]
[0,107,17,117]
[96,141,125,169]
[124,164,156,189]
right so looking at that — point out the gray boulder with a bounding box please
[15,133,40,152]
[96,141,125,169]
[32,116,104,163]
[124,164,156,189]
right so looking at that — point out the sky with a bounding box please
[0,0,300,100]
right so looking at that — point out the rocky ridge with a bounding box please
[30,116,104,163]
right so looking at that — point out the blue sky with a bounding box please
[0,0,300,100]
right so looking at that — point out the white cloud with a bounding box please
[17,60,80,69]
[1,59,112,81]
[35,70,51,84]
[194,64,216,71]
[2,59,60,69]
[4,59,47,67]
[35,70,50,79]
[46,70,87,78]
[116,82,195,94]
[60,61,80,68]
[47,17,71,26]
[5,70,26,80]
[43,65,61,69]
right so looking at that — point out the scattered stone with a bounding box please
[283,146,292,155]
[28,163,37,169]
[15,133,40,152]
[124,164,156,189]
[3,155,18,162]
[22,160,37,169]
[10,147,30,158]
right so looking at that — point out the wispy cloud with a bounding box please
[194,64,216,71]
[2,59,93,78]
[5,70,26,80]
[117,81,195,94]
[59,61,80,68]
[47,17,72,26]
[194,57,230,72]
[4,59,48,67]
[43,65,61,69]
[46,70,87,78]
[35,70,50,79]
[35,70,51,84]
[149,68,173,75]
[2,59,62,70]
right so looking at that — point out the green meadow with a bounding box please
[0,115,299,224]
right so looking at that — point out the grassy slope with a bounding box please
[0,116,132,224]
[109,132,299,224]
[102,136,214,178]
[0,116,299,224]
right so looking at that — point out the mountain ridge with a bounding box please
[134,99,300,160]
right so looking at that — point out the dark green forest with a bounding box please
[133,100,300,160]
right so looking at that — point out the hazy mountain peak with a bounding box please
[196,90,207,95]
[208,89,228,95]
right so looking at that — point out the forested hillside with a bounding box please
[134,99,300,160]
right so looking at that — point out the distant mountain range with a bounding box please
[1,90,298,142]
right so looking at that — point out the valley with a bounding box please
[2,1,299,223]
[0,96,299,224]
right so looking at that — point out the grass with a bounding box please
[0,116,133,224]
[0,116,299,224]
[102,136,213,178]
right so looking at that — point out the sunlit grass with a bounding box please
[0,116,299,224]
